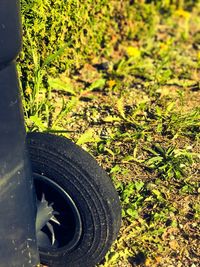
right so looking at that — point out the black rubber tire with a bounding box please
[27,132,121,267]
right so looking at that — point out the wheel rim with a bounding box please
[34,173,82,252]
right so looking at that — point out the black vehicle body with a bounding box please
[0,1,40,266]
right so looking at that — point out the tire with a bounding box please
[27,132,121,267]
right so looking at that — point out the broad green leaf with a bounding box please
[48,77,76,95]
[30,115,47,131]
[135,181,144,192]
[88,78,106,92]
[77,128,100,145]
[103,116,122,122]
[117,98,126,119]
[127,209,138,219]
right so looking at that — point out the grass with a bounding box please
[19,0,200,266]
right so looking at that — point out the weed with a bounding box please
[145,144,195,179]
[20,0,200,266]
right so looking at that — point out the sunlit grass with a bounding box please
[20,0,200,266]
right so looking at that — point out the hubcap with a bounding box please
[34,174,82,251]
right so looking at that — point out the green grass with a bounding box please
[19,0,200,266]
